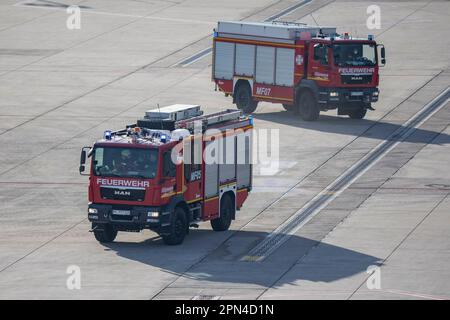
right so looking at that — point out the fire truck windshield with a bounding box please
[333,43,376,67]
[93,147,158,179]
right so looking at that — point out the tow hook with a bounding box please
[367,105,375,111]
[89,225,98,233]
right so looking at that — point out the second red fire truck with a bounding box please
[212,21,386,121]
[80,105,253,245]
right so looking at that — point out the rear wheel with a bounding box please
[162,207,187,245]
[298,90,319,121]
[282,104,293,111]
[235,84,257,114]
[348,107,367,119]
[93,223,117,243]
[211,195,234,231]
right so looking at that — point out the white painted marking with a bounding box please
[173,0,315,67]
[242,88,450,262]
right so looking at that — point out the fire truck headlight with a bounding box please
[329,92,339,97]
[373,91,379,96]
[88,208,98,214]
[148,211,159,218]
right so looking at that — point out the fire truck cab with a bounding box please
[79,105,253,245]
[212,21,386,121]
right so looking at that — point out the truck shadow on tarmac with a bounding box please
[253,112,450,145]
[102,230,382,287]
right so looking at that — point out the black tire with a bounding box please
[211,194,234,231]
[282,104,293,111]
[348,108,367,119]
[93,223,117,243]
[235,84,257,114]
[162,206,188,245]
[298,90,319,121]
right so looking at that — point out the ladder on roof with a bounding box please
[177,109,243,131]
[271,20,307,27]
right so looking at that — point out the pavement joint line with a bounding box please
[150,71,445,299]
[256,117,450,300]
[2,0,123,79]
[13,1,214,25]
[376,0,434,39]
[165,0,289,68]
[173,0,316,67]
[1,0,195,82]
[192,295,221,300]
[0,67,206,178]
[344,121,450,300]
[0,8,53,33]
[0,218,88,274]
[242,87,450,262]
[0,0,292,134]
[0,181,85,185]
[0,12,183,134]
[347,191,450,300]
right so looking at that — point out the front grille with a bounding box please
[341,74,372,85]
[100,187,145,202]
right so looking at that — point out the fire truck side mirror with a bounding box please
[379,45,386,66]
[79,147,91,175]
[79,150,86,174]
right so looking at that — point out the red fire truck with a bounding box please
[212,21,386,121]
[79,105,253,245]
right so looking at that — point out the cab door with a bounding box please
[307,40,331,83]
[182,137,203,203]
[160,149,177,201]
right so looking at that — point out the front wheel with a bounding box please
[235,84,257,114]
[298,91,319,121]
[211,195,234,231]
[348,108,367,119]
[282,104,293,111]
[93,223,117,243]
[162,207,188,245]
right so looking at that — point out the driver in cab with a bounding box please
[113,149,138,174]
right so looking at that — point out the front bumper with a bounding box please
[318,88,379,108]
[87,203,170,231]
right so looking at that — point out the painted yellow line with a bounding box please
[254,94,293,102]
[203,126,253,140]
[204,196,219,202]
[187,198,203,204]
[220,182,236,188]
[161,191,176,198]
[307,76,330,82]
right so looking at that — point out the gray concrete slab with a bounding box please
[0,0,449,300]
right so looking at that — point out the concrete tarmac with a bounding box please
[0,0,449,299]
